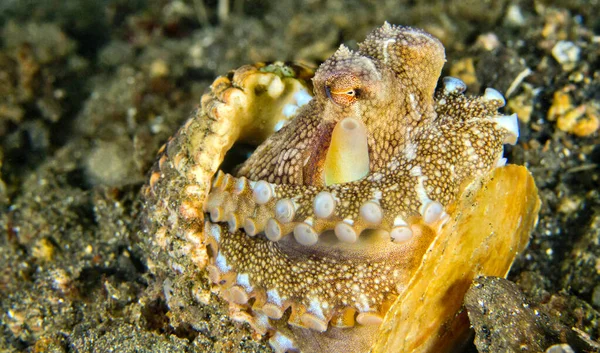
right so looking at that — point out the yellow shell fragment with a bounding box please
[372,165,540,352]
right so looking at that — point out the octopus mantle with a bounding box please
[141,23,540,353]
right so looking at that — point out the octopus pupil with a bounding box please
[325,85,332,100]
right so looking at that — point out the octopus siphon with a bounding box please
[140,23,540,353]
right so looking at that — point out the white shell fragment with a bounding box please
[495,113,520,145]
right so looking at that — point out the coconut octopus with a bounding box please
[141,23,540,353]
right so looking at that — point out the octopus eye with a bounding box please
[326,86,361,106]
[324,73,363,106]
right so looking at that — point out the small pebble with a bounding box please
[545,343,575,353]
[552,41,580,67]
[592,284,600,309]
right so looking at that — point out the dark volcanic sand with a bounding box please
[1,1,599,352]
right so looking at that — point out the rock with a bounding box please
[465,276,554,352]
[466,276,600,353]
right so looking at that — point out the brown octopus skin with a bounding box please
[140,23,528,353]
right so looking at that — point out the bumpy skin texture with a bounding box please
[141,23,521,352]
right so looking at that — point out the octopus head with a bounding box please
[358,22,445,99]
[313,44,393,120]
[312,45,398,185]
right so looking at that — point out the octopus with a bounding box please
[141,23,541,353]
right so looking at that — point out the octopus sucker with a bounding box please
[141,23,540,353]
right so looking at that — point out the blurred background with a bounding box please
[0,1,599,352]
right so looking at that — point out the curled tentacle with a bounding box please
[204,217,438,334]
[141,61,314,282]
[206,82,516,246]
